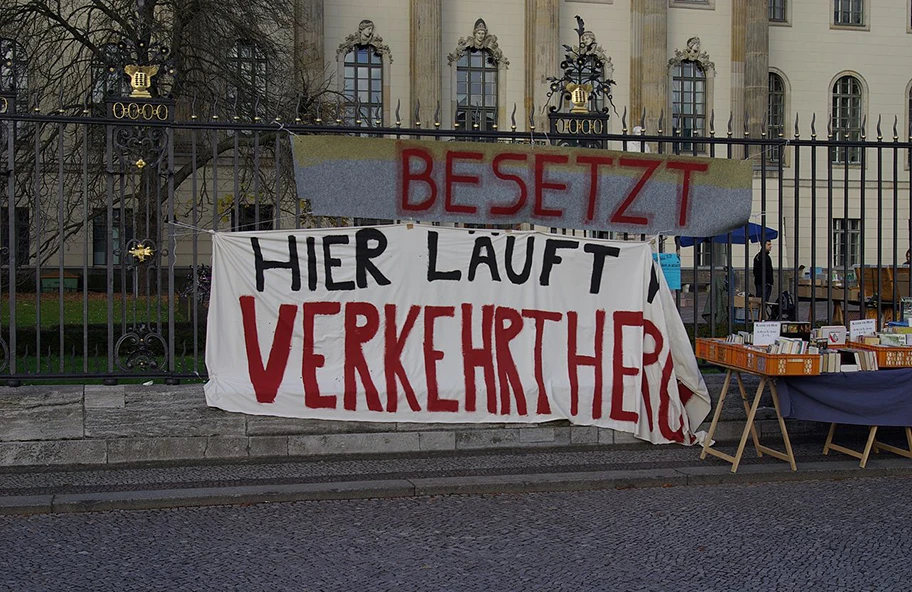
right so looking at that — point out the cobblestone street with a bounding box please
[2,477,910,591]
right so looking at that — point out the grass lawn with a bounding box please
[0,292,201,328]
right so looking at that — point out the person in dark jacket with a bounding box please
[753,240,774,305]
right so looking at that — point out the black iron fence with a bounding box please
[2,98,911,382]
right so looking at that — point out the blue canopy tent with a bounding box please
[679,223,779,247]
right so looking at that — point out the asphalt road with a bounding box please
[2,477,910,592]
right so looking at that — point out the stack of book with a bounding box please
[820,348,878,372]
[768,337,812,354]
[724,331,752,344]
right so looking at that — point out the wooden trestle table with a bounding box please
[700,363,797,473]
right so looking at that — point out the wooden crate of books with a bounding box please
[746,350,821,376]
[695,339,732,365]
[845,340,912,368]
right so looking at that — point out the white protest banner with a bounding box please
[204,226,710,445]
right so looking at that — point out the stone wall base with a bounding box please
[0,374,829,467]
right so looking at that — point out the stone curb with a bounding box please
[3,458,912,516]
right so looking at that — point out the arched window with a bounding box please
[831,75,863,164]
[768,72,786,162]
[0,38,27,113]
[227,40,268,119]
[343,46,383,126]
[456,49,498,131]
[672,60,706,152]
[91,44,130,112]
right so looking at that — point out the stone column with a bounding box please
[295,0,325,89]
[630,0,667,134]
[744,0,769,139]
[410,0,441,125]
[525,0,560,131]
[730,0,746,140]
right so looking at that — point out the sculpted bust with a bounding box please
[358,19,375,45]
[336,18,392,62]
[447,18,509,67]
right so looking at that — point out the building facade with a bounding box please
[302,0,912,274]
[2,0,912,275]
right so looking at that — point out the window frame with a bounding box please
[343,45,384,127]
[455,48,499,132]
[92,208,134,267]
[696,242,728,268]
[671,60,707,153]
[0,38,28,114]
[227,40,269,120]
[91,43,130,113]
[830,74,864,165]
[769,0,789,24]
[833,218,861,268]
[669,0,715,10]
[768,72,786,163]
[230,204,275,232]
[831,0,869,30]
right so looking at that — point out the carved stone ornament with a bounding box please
[668,36,715,74]
[447,18,510,68]
[336,19,393,63]
[579,31,614,80]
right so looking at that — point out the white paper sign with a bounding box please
[849,319,877,341]
[753,321,782,346]
[203,225,711,445]
[819,325,847,345]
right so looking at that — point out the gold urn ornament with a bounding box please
[124,64,160,99]
[566,83,593,114]
[128,244,155,262]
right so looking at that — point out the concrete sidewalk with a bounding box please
[4,433,912,515]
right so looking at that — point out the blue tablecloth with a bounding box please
[778,368,912,426]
